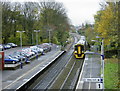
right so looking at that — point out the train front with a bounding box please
[74,43,85,59]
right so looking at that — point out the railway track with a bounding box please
[49,56,84,90]
[16,34,84,90]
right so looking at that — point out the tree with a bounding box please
[94,2,118,51]
[38,1,70,45]
[2,0,70,46]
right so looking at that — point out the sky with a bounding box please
[56,0,102,26]
[11,0,103,26]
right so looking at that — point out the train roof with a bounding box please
[75,40,86,45]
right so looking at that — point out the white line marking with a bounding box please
[88,57,92,89]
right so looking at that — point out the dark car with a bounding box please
[4,56,19,64]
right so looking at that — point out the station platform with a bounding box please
[76,52,103,90]
[2,47,63,90]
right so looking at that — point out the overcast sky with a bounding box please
[56,0,103,26]
[11,0,103,26]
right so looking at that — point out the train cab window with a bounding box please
[82,46,84,51]
[75,46,78,51]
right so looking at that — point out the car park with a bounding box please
[3,43,54,65]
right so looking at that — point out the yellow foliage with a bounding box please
[94,3,118,49]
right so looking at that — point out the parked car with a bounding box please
[9,53,22,61]
[4,56,19,64]
[13,52,26,61]
[30,46,44,55]
[30,47,38,54]
[4,44,11,49]
[0,44,4,51]
[22,48,34,58]
[38,43,51,52]
[7,43,17,48]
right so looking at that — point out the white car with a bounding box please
[0,45,4,51]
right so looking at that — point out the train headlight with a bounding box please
[74,51,77,53]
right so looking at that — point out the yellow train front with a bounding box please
[74,43,85,59]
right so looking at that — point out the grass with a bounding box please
[104,58,119,89]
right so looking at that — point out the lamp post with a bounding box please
[92,37,104,89]
[34,30,40,45]
[101,38,104,89]
[48,29,52,44]
[16,31,25,49]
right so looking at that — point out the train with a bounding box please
[74,36,90,59]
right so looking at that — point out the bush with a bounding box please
[42,39,49,43]
[105,50,118,58]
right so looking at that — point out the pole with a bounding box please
[49,30,50,44]
[20,32,22,49]
[101,38,104,89]
[37,32,38,45]
[34,30,40,45]
[32,33,33,45]
[36,32,37,45]
[17,31,25,49]
[101,38,104,55]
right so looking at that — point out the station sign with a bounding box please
[83,78,103,83]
